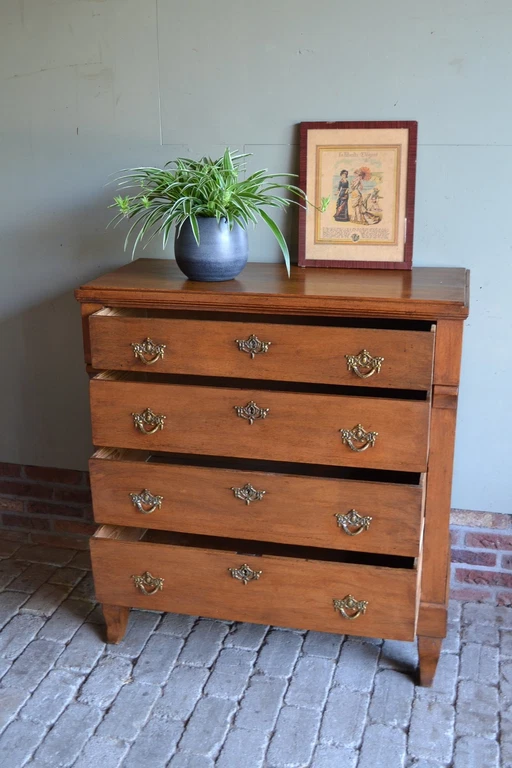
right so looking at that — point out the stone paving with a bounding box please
[0,536,510,768]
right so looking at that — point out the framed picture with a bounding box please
[298,121,417,270]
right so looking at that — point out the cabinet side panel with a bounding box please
[421,320,464,611]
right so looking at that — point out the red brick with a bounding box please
[502,554,512,570]
[52,487,92,505]
[23,465,85,485]
[0,480,53,500]
[451,509,512,529]
[25,501,85,519]
[0,462,22,477]
[53,519,97,536]
[29,532,90,550]
[0,497,24,513]
[1,530,30,542]
[455,568,512,588]
[450,587,493,602]
[497,591,512,607]
[450,529,460,546]
[2,513,51,531]
[451,549,497,567]
[465,532,512,551]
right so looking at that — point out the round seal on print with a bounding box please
[350,233,360,242]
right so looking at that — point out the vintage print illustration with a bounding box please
[315,145,401,247]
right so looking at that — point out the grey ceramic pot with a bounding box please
[174,217,248,282]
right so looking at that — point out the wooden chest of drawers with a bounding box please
[76,260,469,685]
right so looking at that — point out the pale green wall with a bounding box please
[0,0,510,513]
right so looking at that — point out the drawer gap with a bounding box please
[94,307,434,332]
[145,451,423,486]
[93,370,429,400]
[136,529,417,570]
[92,447,423,487]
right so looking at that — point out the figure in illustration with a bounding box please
[333,166,382,226]
[334,170,349,222]
[349,167,371,224]
[360,186,383,225]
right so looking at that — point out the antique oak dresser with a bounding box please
[76,259,469,685]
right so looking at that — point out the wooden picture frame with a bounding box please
[298,121,417,270]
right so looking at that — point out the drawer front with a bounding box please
[89,313,434,390]
[90,379,430,472]
[90,531,419,641]
[89,454,423,557]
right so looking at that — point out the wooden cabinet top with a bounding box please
[76,259,469,320]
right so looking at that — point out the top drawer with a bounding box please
[89,311,435,390]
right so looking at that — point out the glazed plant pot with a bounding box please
[174,217,248,282]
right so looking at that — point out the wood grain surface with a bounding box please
[75,260,470,321]
[90,526,419,641]
[89,311,435,390]
[89,378,430,472]
[89,452,424,556]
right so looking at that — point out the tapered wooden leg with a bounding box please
[417,635,443,687]
[102,604,130,644]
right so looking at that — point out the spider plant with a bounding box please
[110,149,328,276]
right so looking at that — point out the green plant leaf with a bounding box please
[258,209,291,277]
[189,213,200,245]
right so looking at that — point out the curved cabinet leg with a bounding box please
[418,636,442,687]
[102,604,130,644]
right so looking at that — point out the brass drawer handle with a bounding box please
[131,571,164,596]
[333,595,368,620]
[234,401,269,425]
[235,334,271,358]
[132,407,166,435]
[231,483,266,505]
[340,424,378,452]
[335,509,372,536]
[131,337,166,365]
[129,489,163,515]
[228,563,262,585]
[345,349,384,379]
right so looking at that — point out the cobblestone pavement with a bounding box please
[0,537,510,768]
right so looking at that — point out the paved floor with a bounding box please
[0,537,510,768]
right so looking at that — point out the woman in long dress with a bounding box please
[334,170,349,222]
[349,168,366,224]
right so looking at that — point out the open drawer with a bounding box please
[88,308,435,390]
[90,449,425,557]
[90,373,431,473]
[90,525,421,641]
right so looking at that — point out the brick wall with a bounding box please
[450,509,512,606]
[0,462,510,605]
[0,462,95,550]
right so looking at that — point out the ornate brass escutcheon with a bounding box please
[228,563,262,585]
[234,401,269,425]
[131,571,164,596]
[333,594,368,620]
[335,509,373,536]
[129,489,164,515]
[340,424,378,452]
[132,407,166,435]
[231,483,266,505]
[235,334,271,358]
[345,349,384,379]
[131,337,166,365]
[231,483,266,504]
